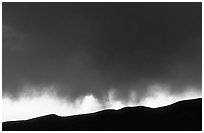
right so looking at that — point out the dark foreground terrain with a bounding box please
[2,98,202,131]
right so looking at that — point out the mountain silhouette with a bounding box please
[2,98,202,131]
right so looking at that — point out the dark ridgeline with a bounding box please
[2,98,202,131]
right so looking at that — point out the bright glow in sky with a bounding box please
[2,85,201,122]
[3,93,103,122]
[140,85,201,108]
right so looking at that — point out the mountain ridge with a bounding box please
[2,98,202,131]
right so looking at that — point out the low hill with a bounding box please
[2,98,202,131]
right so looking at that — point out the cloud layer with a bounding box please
[3,3,202,104]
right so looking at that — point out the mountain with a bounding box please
[2,98,202,131]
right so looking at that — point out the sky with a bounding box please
[2,2,202,121]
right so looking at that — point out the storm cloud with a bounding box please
[2,2,202,104]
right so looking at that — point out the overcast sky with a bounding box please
[3,2,202,108]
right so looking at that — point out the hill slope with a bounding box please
[2,98,202,131]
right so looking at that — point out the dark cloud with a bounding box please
[2,3,202,102]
